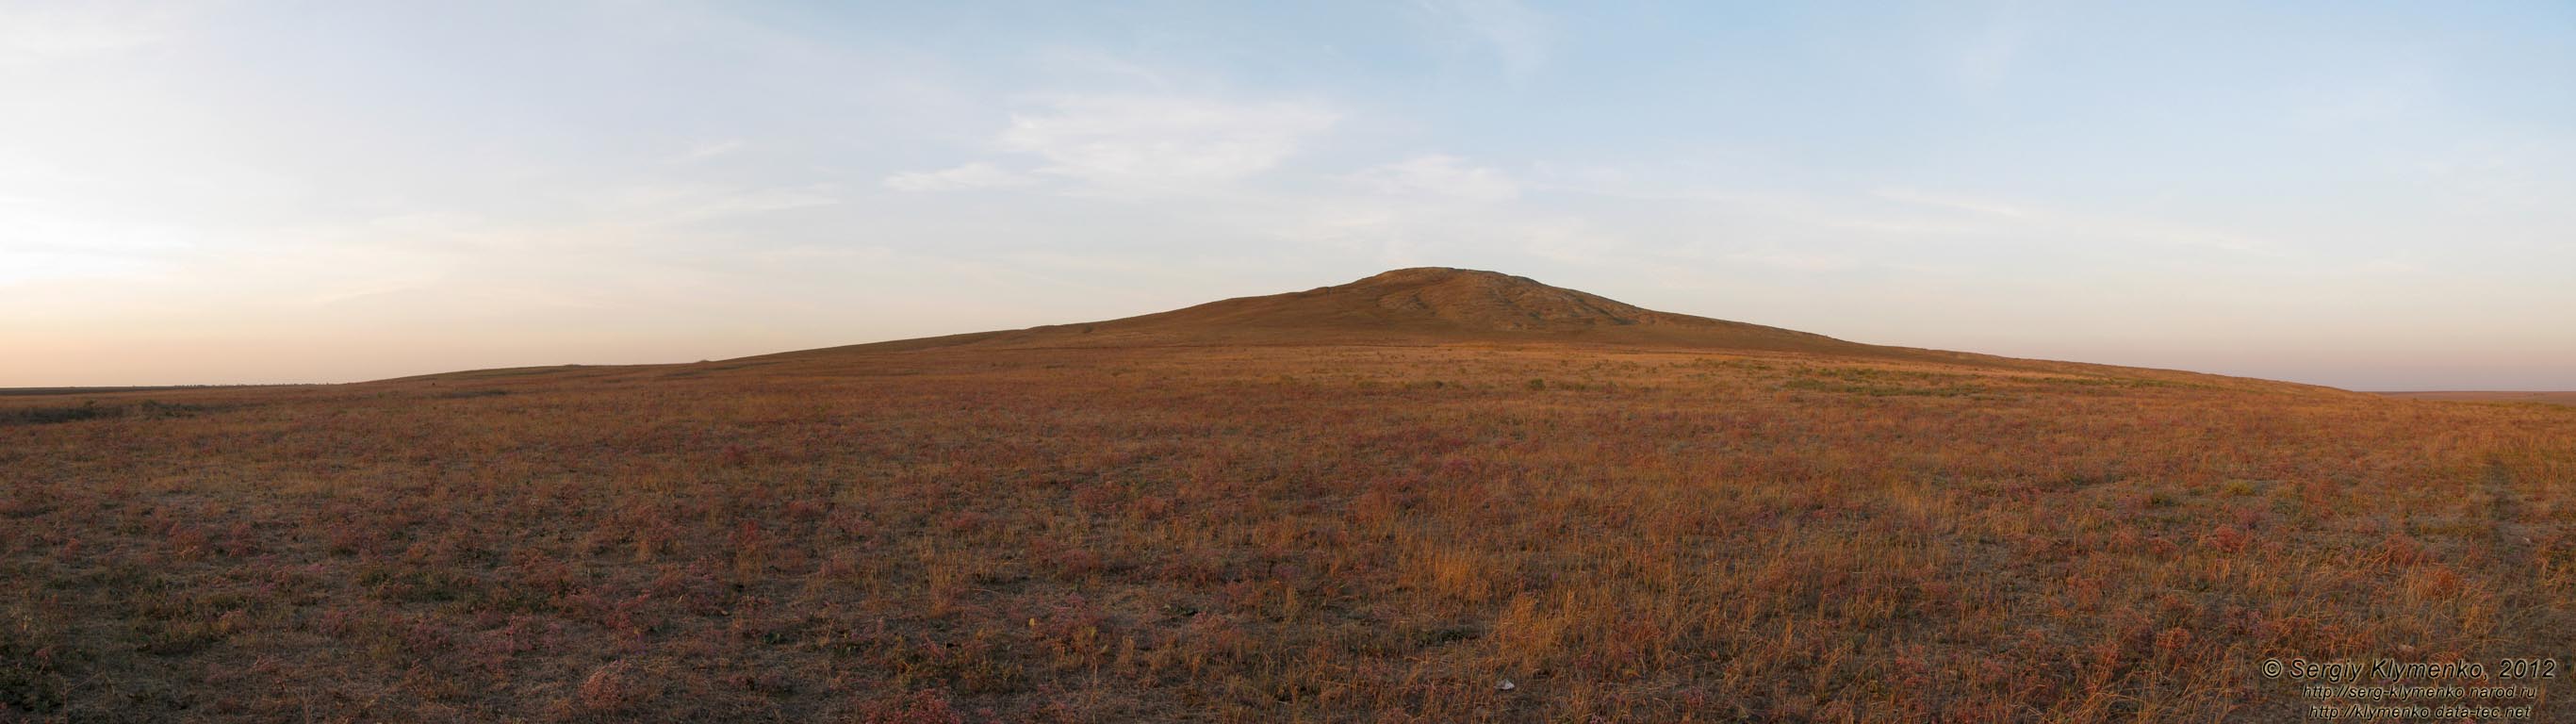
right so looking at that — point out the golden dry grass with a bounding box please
[4,342,2571,722]
[2379,391,2576,407]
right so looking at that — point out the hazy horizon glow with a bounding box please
[6,1,2573,390]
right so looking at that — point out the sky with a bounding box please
[4,1,2572,389]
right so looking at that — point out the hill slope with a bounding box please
[11,318,2573,722]
[22,272,2576,722]
[796,267,1873,354]
[382,267,2321,396]
[746,267,2278,388]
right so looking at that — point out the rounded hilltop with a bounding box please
[805,266,1891,356]
[1315,267,1665,331]
[1347,267,1529,285]
[745,266,2211,377]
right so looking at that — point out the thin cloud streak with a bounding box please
[997,95,1339,191]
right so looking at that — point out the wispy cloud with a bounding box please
[1517,219,1628,267]
[576,183,845,228]
[668,139,746,164]
[1351,155,1518,202]
[997,95,1338,191]
[1724,251,1862,272]
[1872,188,2028,218]
[0,1,189,62]
[1873,187,2282,256]
[882,162,1037,192]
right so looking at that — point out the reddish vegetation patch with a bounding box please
[3,343,2572,721]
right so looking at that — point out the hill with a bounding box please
[730,268,2275,391]
[2378,390,2576,406]
[786,267,1936,355]
[6,269,2569,722]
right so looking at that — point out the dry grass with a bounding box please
[3,343,2571,721]
[2378,391,2576,406]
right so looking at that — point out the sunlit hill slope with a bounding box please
[5,268,2569,722]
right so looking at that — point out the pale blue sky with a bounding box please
[5,1,2571,388]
